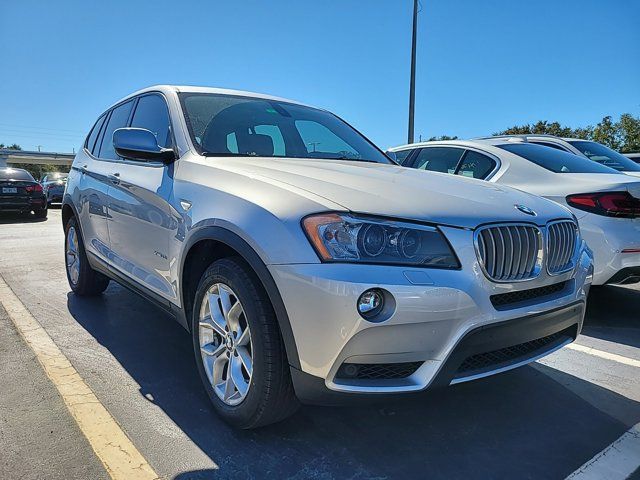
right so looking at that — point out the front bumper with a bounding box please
[268,226,592,402]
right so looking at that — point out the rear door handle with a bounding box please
[80,164,88,173]
[109,172,121,185]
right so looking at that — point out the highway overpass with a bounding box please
[0,149,75,167]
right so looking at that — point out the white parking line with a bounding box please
[566,423,640,479]
[0,275,159,480]
[566,343,640,368]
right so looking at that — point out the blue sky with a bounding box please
[1,0,638,153]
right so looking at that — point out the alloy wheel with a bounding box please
[198,283,253,406]
[66,226,80,286]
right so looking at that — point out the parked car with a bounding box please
[63,85,593,428]
[0,167,47,218]
[478,134,640,177]
[41,172,68,205]
[389,139,640,286]
[625,152,640,163]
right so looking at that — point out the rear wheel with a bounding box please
[192,257,298,429]
[34,206,47,219]
[64,216,110,295]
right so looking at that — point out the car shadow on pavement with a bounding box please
[583,284,640,349]
[0,212,47,224]
[67,286,640,480]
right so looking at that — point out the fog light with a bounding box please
[342,364,359,378]
[357,289,384,319]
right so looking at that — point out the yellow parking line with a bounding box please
[0,276,159,480]
[566,343,640,368]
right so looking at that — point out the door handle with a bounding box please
[80,164,88,173]
[109,172,121,185]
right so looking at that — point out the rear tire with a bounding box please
[191,257,299,429]
[64,216,110,296]
[34,206,47,219]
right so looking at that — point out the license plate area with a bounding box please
[2,187,18,194]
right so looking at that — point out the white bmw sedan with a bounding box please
[390,139,640,286]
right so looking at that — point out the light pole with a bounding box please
[407,0,419,144]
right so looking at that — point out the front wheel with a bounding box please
[192,257,298,429]
[64,217,110,295]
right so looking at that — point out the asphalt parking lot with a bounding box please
[1,209,639,480]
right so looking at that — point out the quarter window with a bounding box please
[393,149,414,165]
[98,100,134,160]
[413,147,465,174]
[457,151,496,179]
[85,114,107,155]
[130,95,172,149]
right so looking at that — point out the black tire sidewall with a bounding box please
[191,258,273,427]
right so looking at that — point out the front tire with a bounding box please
[192,257,298,429]
[64,216,110,296]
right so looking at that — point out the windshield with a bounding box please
[44,173,68,182]
[0,168,35,181]
[498,143,621,174]
[567,140,640,172]
[179,93,391,164]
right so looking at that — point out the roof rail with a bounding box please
[474,134,562,141]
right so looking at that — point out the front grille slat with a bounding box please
[476,224,542,282]
[504,227,514,279]
[547,220,578,275]
[511,227,522,279]
[476,220,578,282]
[495,229,506,279]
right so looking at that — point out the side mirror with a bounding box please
[113,128,175,163]
[386,150,398,163]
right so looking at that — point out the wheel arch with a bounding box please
[179,226,301,370]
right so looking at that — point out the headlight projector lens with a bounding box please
[360,224,387,257]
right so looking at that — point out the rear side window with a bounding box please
[130,94,172,149]
[413,147,465,173]
[457,150,496,179]
[85,114,107,155]
[98,101,134,160]
[498,143,620,174]
[567,140,640,172]
[393,149,414,165]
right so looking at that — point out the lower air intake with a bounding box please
[336,362,422,380]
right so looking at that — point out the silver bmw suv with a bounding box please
[63,85,593,428]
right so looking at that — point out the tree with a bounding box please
[591,116,622,151]
[494,113,640,152]
[0,143,22,150]
[618,114,640,153]
[427,135,458,141]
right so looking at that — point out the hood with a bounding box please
[215,157,572,228]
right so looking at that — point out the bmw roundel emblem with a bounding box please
[515,204,537,216]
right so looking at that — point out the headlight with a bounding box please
[302,213,460,268]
